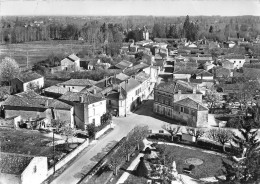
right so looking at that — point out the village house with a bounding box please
[1,90,74,129]
[0,152,48,184]
[10,71,44,94]
[109,60,133,70]
[153,80,208,127]
[58,79,97,93]
[59,91,106,130]
[60,54,80,71]
[224,55,247,69]
[173,69,213,81]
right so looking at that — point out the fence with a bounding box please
[47,138,89,177]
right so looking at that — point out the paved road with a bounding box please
[50,99,260,184]
[50,99,171,184]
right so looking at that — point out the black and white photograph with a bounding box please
[0,0,260,184]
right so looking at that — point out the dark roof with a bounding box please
[156,80,201,94]
[48,100,72,110]
[164,67,174,73]
[175,97,208,111]
[121,78,140,92]
[134,72,150,83]
[124,63,149,76]
[225,55,245,59]
[2,91,50,108]
[0,153,33,174]
[59,91,104,104]
[59,79,96,87]
[17,71,43,83]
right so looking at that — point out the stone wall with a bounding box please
[47,139,89,177]
[95,123,115,140]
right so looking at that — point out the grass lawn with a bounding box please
[0,128,66,161]
[0,40,90,67]
[123,143,224,184]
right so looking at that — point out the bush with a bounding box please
[144,147,151,154]
[197,140,231,152]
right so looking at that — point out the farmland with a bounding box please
[0,40,92,67]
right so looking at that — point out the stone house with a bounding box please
[153,80,208,127]
[0,152,48,184]
[10,71,44,94]
[1,90,74,128]
[60,54,80,71]
[59,91,106,130]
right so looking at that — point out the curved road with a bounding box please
[50,100,260,184]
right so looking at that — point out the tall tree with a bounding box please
[219,121,260,183]
[0,57,20,85]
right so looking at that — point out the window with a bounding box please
[92,118,95,124]
[72,87,74,89]
[184,107,189,114]
[191,110,196,116]
[180,107,184,112]
[167,109,171,116]
[109,100,111,105]
[63,85,65,88]
[239,61,241,63]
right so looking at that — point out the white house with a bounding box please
[60,54,80,71]
[10,71,44,94]
[0,153,48,184]
[225,55,246,69]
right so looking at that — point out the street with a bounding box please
[50,99,260,184]
[50,99,175,184]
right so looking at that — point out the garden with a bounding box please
[123,142,224,184]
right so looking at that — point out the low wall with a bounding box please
[47,138,89,177]
[95,123,115,140]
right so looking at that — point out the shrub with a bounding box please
[145,147,151,154]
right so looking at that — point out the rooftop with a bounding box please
[67,53,80,61]
[156,80,201,94]
[17,71,43,83]
[121,77,140,92]
[175,97,208,111]
[0,152,33,175]
[59,79,97,87]
[59,91,104,104]
[134,72,150,83]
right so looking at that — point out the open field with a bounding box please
[0,40,92,67]
[0,128,64,159]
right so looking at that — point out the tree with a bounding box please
[219,122,260,183]
[186,127,205,143]
[162,124,180,142]
[60,123,75,150]
[208,128,233,152]
[26,82,41,93]
[132,126,149,150]
[204,87,221,113]
[209,25,214,33]
[0,57,20,85]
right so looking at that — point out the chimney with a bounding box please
[93,88,96,94]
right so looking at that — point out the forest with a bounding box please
[1,15,260,46]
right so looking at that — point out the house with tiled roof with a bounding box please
[60,53,80,71]
[153,80,208,127]
[59,91,106,130]
[110,60,133,70]
[10,71,44,94]
[224,55,247,69]
[58,79,97,93]
[0,152,48,184]
[2,90,74,128]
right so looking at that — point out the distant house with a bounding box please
[0,152,48,184]
[110,60,133,70]
[225,55,246,69]
[10,71,44,94]
[60,54,80,71]
[59,91,106,130]
[173,69,213,81]
[2,90,74,128]
[153,80,208,127]
[58,79,97,93]
[80,58,105,70]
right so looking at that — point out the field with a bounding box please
[0,40,91,67]
[0,128,64,160]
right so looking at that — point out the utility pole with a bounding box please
[26,51,29,69]
[125,80,127,117]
